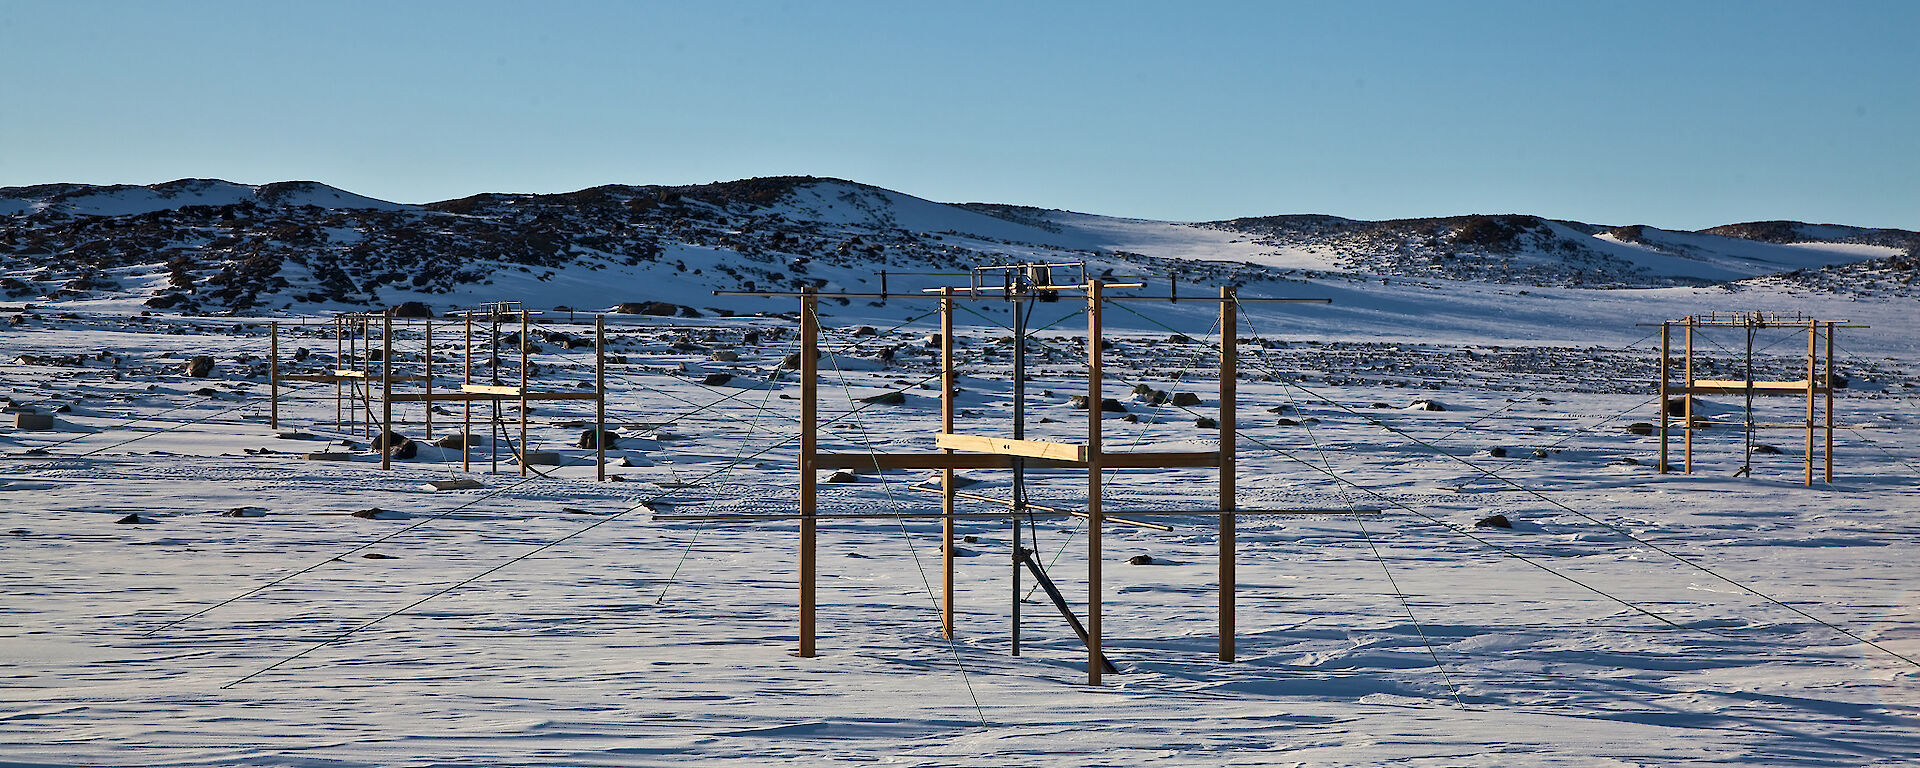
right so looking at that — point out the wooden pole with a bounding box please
[1684,316,1695,474]
[799,289,819,658]
[1658,321,1670,473]
[1806,318,1817,486]
[1825,321,1835,483]
[424,320,433,442]
[1086,279,1104,686]
[596,315,606,482]
[269,321,280,430]
[1218,286,1236,662]
[519,310,529,477]
[463,311,473,474]
[334,317,343,430]
[381,313,393,471]
[940,287,956,639]
[362,318,372,438]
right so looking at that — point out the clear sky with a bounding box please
[3,1,1916,230]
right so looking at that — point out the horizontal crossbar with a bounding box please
[814,451,1220,470]
[937,433,1087,461]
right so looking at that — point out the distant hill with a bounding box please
[1,176,1912,314]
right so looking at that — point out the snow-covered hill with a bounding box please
[2,176,1913,322]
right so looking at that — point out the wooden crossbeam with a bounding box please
[1688,379,1830,396]
[387,390,601,403]
[815,451,1220,471]
[937,432,1087,462]
[652,508,1377,522]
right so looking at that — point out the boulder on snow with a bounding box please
[577,429,620,449]
[182,355,214,377]
[434,432,480,449]
[1474,514,1512,529]
[389,301,432,319]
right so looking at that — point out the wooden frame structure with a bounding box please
[268,302,611,480]
[1655,311,1858,486]
[724,274,1331,685]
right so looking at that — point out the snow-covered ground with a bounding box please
[2,268,1915,767]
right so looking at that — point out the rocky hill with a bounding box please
[1,176,1913,315]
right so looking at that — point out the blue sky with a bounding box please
[3,1,1915,230]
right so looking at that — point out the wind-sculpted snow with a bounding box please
[1,303,1916,766]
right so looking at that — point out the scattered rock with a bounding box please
[351,508,390,519]
[1195,416,1218,429]
[1127,554,1155,565]
[361,553,397,559]
[1662,397,1690,417]
[14,412,53,430]
[434,432,479,449]
[1474,514,1512,529]
[1625,422,1656,436]
[1753,444,1783,455]
[825,471,858,483]
[852,326,878,336]
[710,349,740,362]
[859,391,907,405]
[114,514,146,525]
[1531,449,1550,458]
[1266,404,1295,414]
[1487,446,1508,458]
[1614,457,1642,465]
[221,507,266,517]
[389,301,432,319]
[561,507,594,515]
[1277,417,1299,426]
[304,451,352,461]
[1169,392,1202,407]
[924,473,981,490]
[577,429,620,449]
[370,431,410,450]
[962,535,979,544]
[385,440,418,460]
[700,372,734,386]
[1408,399,1447,411]
[1371,402,1392,409]
[182,355,214,377]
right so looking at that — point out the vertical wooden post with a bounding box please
[381,313,393,471]
[463,311,473,474]
[269,321,280,430]
[1683,316,1695,474]
[1806,319,1817,486]
[424,320,434,442]
[1825,321,1835,483]
[519,310,529,477]
[1658,321,1670,473]
[798,289,819,658]
[1086,279,1104,686]
[334,317,343,430]
[940,287,956,639]
[1218,286,1236,662]
[362,318,372,438]
[595,315,606,482]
